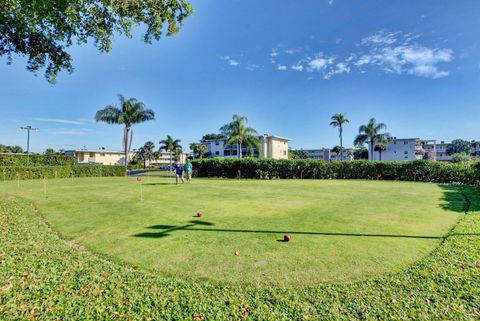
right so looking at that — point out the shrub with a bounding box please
[0,165,124,180]
[0,154,76,167]
[192,159,480,185]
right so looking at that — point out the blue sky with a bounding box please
[1,0,479,152]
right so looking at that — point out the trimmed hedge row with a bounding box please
[0,154,76,167]
[192,158,480,185]
[0,165,124,180]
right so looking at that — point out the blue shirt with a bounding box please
[175,165,184,175]
[185,163,192,172]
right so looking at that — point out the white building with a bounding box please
[369,138,437,162]
[202,134,290,160]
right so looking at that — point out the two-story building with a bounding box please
[64,149,135,166]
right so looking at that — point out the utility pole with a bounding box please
[20,126,39,166]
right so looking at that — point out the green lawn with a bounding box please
[0,177,464,287]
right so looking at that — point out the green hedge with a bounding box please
[0,154,76,167]
[0,165,124,180]
[192,158,480,185]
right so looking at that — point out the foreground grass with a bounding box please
[0,185,479,320]
[0,178,464,286]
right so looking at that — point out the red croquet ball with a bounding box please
[284,235,291,242]
[136,177,142,182]
[197,212,203,218]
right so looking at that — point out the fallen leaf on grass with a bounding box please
[193,315,204,320]
[1,283,13,292]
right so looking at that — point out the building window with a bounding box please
[215,142,220,146]
[283,151,287,156]
[215,151,220,156]
[404,151,408,155]
[404,141,408,144]
[100,153,105,157]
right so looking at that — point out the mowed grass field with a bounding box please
[0,177,464,287]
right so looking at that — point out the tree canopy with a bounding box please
[1,0,193,82]
[447,139,473,155]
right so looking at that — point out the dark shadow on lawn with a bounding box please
[133,220,445,240]
[438,184,476,213]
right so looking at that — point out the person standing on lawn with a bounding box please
[185,159,193,183]
[174,163,185,185]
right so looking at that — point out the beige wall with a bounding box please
[76,151,134,166]
[260,137,289,160]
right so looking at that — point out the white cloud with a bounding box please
[246,64,260,71]
[222,56,240,67]
[34,118,86,125]
[306,55,335,72]
[324,62,351,79]
[361,30,398,45]
[356,30,453,79]
[284,48,300,55]
[270,48,279,57]
[291,63,304,72]
[277,64,287,71]
[51,128,92,135]
[228,59,239,66]
[328,0,334,5]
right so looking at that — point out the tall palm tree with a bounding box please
[159,135,182,172]
[220,114,260,158]
[353,118,390,161]
[330,113,349,161]
[95,94,155,175]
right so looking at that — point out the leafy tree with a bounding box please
[0,144,7,153]
[289,149,309,160]
[373,135,391,161]
[1,0,193,83]
[159,135,182,171]
[330,113,349,161]
[353,147,369,160]
[200,133,226,142]
[44,148,56,155]
[137,141,156,168]
[353,118,390,161]
[447,139,473,155]
[220,114,260,159]
[332,145,342,160]
[95,94,155,175]
[451,152,473,163]
[190,143,208,159]
[7,145,24,153]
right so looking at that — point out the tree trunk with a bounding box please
[379,151,382,161]
[170,151,173,175]
[238,142,242,159]
[370,139,374,161]
[340,126,343,161]
[124,126,130,176]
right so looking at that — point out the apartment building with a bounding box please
[423,140,480,162]
[202,134,290,160]
[65,149,135,166]
[302,148,354,162]
[369,138,437,162]
[65,149,190,166]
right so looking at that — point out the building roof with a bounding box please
[202,134,291,142]
[68,150,132,155]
